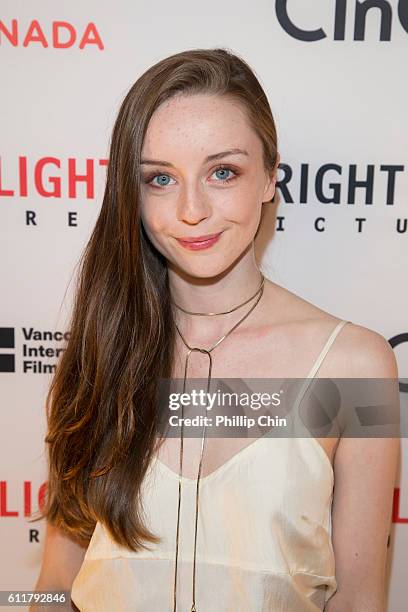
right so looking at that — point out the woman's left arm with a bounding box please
[325,328,400,612]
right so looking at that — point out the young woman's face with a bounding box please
[139,93,277,278]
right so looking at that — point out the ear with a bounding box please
[262,151,280,203]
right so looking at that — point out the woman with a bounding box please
[32,48,400,611]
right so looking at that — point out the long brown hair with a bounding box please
[30,47,279,551]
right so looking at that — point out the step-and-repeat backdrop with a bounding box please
[1,1,407,609]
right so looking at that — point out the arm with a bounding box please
[325,328,400,612]
[29,521,90,611]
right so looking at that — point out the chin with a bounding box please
[166,239,248,279]
[172,260,235,281]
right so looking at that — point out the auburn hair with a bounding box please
[30,47,279,550]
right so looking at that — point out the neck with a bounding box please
[168,256,265,342]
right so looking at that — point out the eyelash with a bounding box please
[142,165,239,189]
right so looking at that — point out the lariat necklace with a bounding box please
[169,271,265,612]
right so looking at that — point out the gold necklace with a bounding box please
[170,271,265,612]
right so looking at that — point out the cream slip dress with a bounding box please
[71,319,350,612]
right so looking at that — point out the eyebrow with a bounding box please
[140,148,249,167]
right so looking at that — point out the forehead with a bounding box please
[142,93,262,159]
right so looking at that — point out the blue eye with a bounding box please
[213,167,235,181]
[150,174,174,187]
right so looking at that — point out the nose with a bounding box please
[176,182,212,225]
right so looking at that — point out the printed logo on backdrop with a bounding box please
[0,327,69,374]
[0,328,15,372]
[276,0,408,41]
[0,19,104,49]
[274,162,407,236]
[0,480,47,538]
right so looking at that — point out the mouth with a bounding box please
[175,231,224,251]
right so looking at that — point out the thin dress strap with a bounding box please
[292,319,350,413]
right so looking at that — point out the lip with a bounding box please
[177,232,222,243]
[175,231,223,251]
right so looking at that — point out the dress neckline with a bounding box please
[154,434,334,486]
[154,320,348,486]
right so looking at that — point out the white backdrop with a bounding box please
[1,0,407,609]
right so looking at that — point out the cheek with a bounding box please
[140,200,178,259]
[225,169,263,214]
[140,203,162,243]
[140,196,167,234]
[222,186,262,227]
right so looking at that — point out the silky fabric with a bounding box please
[71,319,349,611]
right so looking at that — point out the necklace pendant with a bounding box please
[190,605,197,612]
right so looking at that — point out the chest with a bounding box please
[146,436,335,549]
[167,332,339,476]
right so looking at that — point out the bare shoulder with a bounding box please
[262,278,398,379]
[315,318,398,379]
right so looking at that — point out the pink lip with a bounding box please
[175,231,223,251]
